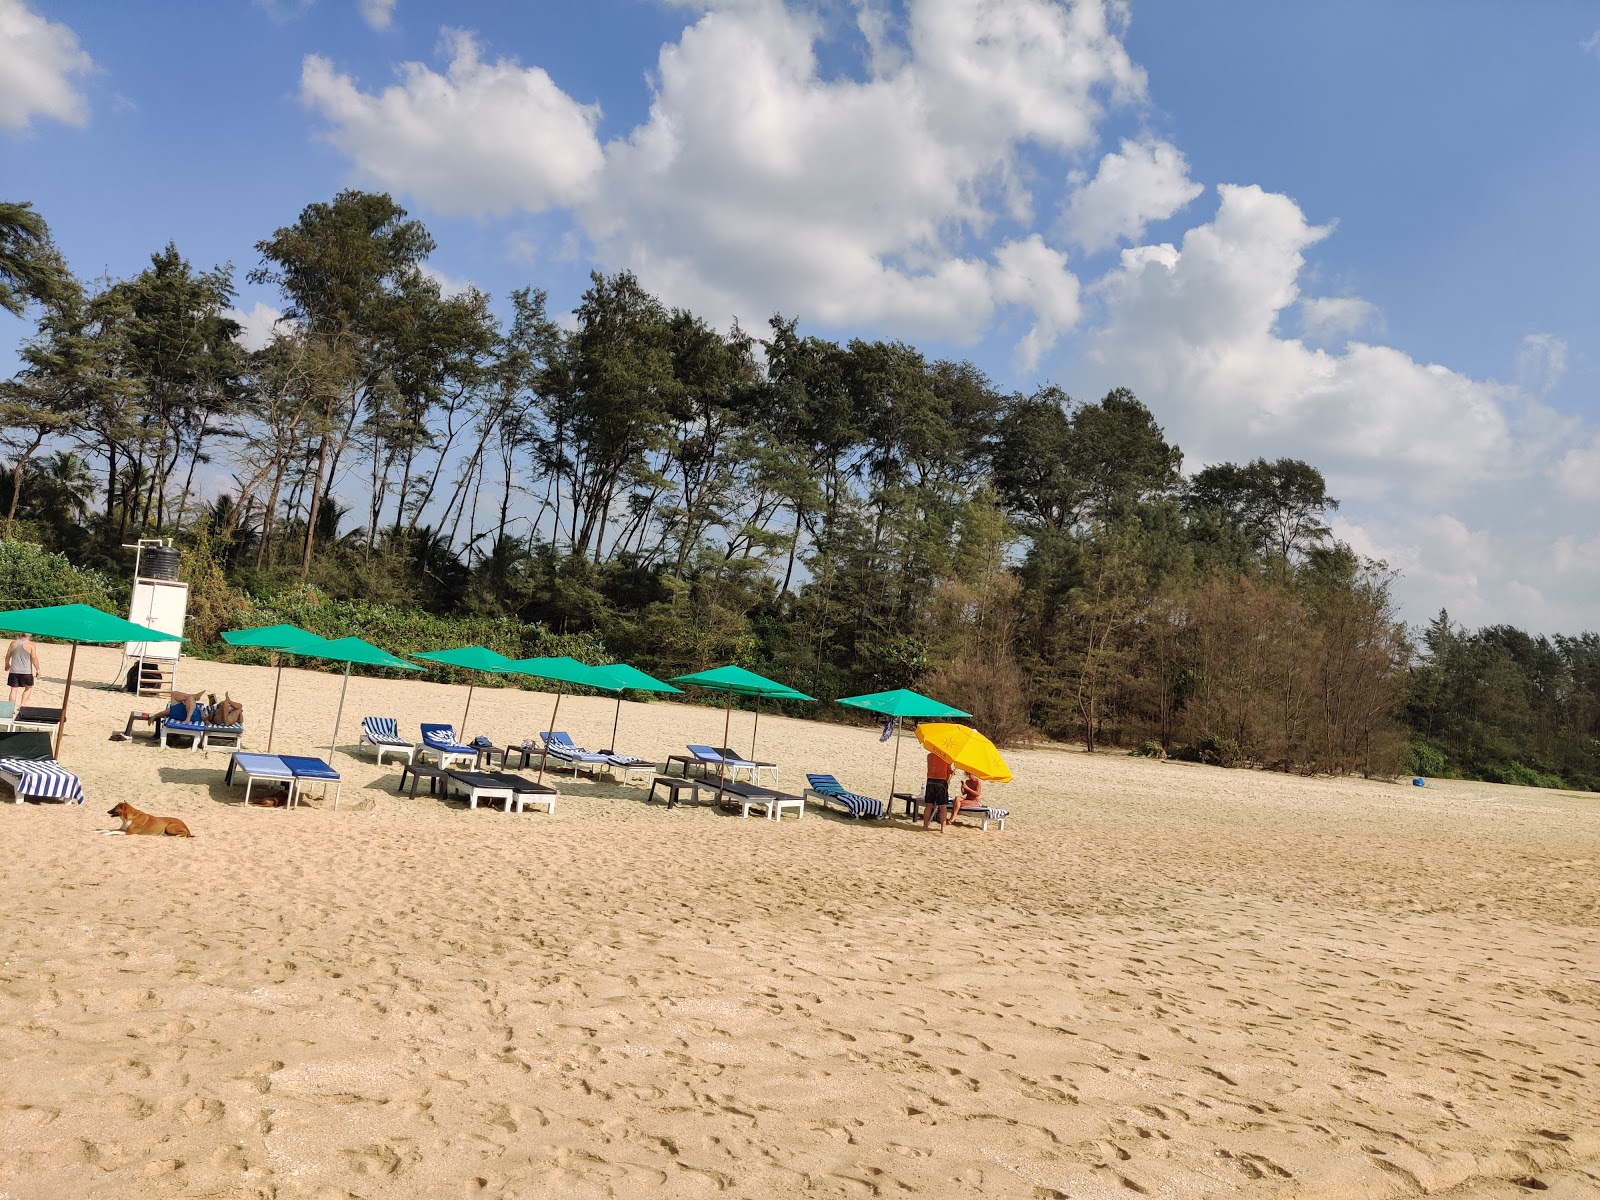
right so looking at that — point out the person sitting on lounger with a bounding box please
[955,773,982,821]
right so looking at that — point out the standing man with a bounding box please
[7,631,42,707]
[922,746,954,830]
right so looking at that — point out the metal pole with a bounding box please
[266,657,284,752]
[610,694,621,752]
[460,682,475,735]
[54,642,78,759]
[889,716,902,812]
[536,682,565,784]
[750,699,760,760]
[329,660,350,759]
[717,691,732,803]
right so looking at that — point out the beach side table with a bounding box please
[397,761,446,799]
[649,775,698,808]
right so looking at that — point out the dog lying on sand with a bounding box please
[107,801,193,837]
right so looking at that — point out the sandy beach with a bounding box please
[1,644,1597,1199]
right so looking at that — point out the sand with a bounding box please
[1,643,1597,1199]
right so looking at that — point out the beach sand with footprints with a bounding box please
[1,645,1597,1198]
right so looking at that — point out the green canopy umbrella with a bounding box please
[411,646,520,735]
[507,656,604,783]
[221,624,326,752]
[837,688,972,806]
[273,634,421,759]
[670,665,814,799]
[0,604,184,756]
[586,663,681,754]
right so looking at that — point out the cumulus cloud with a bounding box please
[1300,295,1377,342]
[301,29,604,215]
[1552,435,1600,500]
[227,301,286,352]
[302,0,1144,359]
[358,0,396,30]
[0,0,94,131]
[1086,184,1540,492]
[420,263,474,299]
[1060,138,1203,253]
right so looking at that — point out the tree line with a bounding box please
[3,192,1595,787]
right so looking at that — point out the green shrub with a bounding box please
[1131,739,1165,758]
[0,539,122,612]
[1486,761,1567,790]
[1194,734,1241,768]
[1408,740,1452,779]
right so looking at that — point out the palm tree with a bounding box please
[38,451,94,522]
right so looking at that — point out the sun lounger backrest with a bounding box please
[686,745,723,763]
[807,774,845,794]
[363,716,405,743]
[544,731,578,748]
[421,724,462,748]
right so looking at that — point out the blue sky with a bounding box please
[3,0,1598,632]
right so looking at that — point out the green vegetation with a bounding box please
[3,189,1595,784]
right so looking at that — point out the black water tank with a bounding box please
[140,545,181,581]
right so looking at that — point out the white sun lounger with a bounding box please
[225,752,298,807]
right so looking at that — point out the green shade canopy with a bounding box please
[284,635,420,671]
[669,664,813,701]
[412,645,520,674]
[220,624,324,753]
[221,623,323,651]
[0,603,183,644]
[588,663,681,695]
[509,655,603,688]
[837,689,970,720]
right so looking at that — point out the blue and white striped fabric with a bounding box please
[540,732,611,765]
[421,724,474,752]
[805,773,886,819]
[0,758,84,804]
[361,716,409,746]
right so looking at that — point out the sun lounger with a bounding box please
[715,747,778,784]
[690,777,804,820]
[603,751,655,785]
[157,701,244,753]
[360,716,416,766]
[0,703,62,734]
[803,774,887,820]
[418,724,479,770]
[0,756,83,804]
[539,731,613,777]
[685,745,758,782]
[444,769,556,814]
[225,752,298,807]
[901,787,1009,831]
[278,755,342,809]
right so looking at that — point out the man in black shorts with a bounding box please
[6,632,41,707]
[922,749,954,830]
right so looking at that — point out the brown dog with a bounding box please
[107,801,193,837]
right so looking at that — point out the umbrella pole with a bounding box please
[717,690,732,802]
[889,717,902,813]
[54,642,78,759]
[751,700,760,760]
[329,661,350,759]
[536,683,565,784]
[610,695,621,753]
[266,656,284,753]
[460,682,475,735]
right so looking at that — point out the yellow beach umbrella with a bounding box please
[914,722,1012,783]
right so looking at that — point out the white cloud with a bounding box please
[1516,332,1566,397]
[420,263,474,299]
[358,0,395,31]
[1300,295,1377,342]
[1060,138,1203,253]
[300,29,605,215]
[0,0,94,131]
[227,301,286,352]
[302,0,1144,360]
[1582,29,1600,58]
[1553,534,1600,577]
[1086,184,1541,492]
[1553,435,1600,499]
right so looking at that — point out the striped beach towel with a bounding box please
[361,716,410,746]
[0,758,84,804]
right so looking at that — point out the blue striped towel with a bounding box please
[0,758,84,804]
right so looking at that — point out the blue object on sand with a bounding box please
[1412,777,1426,787]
